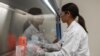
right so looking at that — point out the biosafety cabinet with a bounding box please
[0,0,61,55]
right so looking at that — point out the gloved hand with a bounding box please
[41,43,61,52]
[26,43,43,56]
[36,49,45,56]
[36,42,61,52]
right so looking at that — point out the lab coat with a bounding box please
[45,21,90,56]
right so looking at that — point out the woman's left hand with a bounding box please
[36,49,45,56]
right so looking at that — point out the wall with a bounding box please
[56,0,100,56]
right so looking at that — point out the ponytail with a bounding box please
[78,15,88,33]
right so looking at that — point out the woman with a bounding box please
[37,3,90,56]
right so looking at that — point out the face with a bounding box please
[60,12,69,23]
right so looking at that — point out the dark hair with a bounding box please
[61,3,88,33]
[28,7,42,15]
[23,7,42,32]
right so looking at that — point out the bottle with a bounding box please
[16,35,27,56]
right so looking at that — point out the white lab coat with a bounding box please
[45,21,90,56]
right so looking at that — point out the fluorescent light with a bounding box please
[44,0,56,14]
